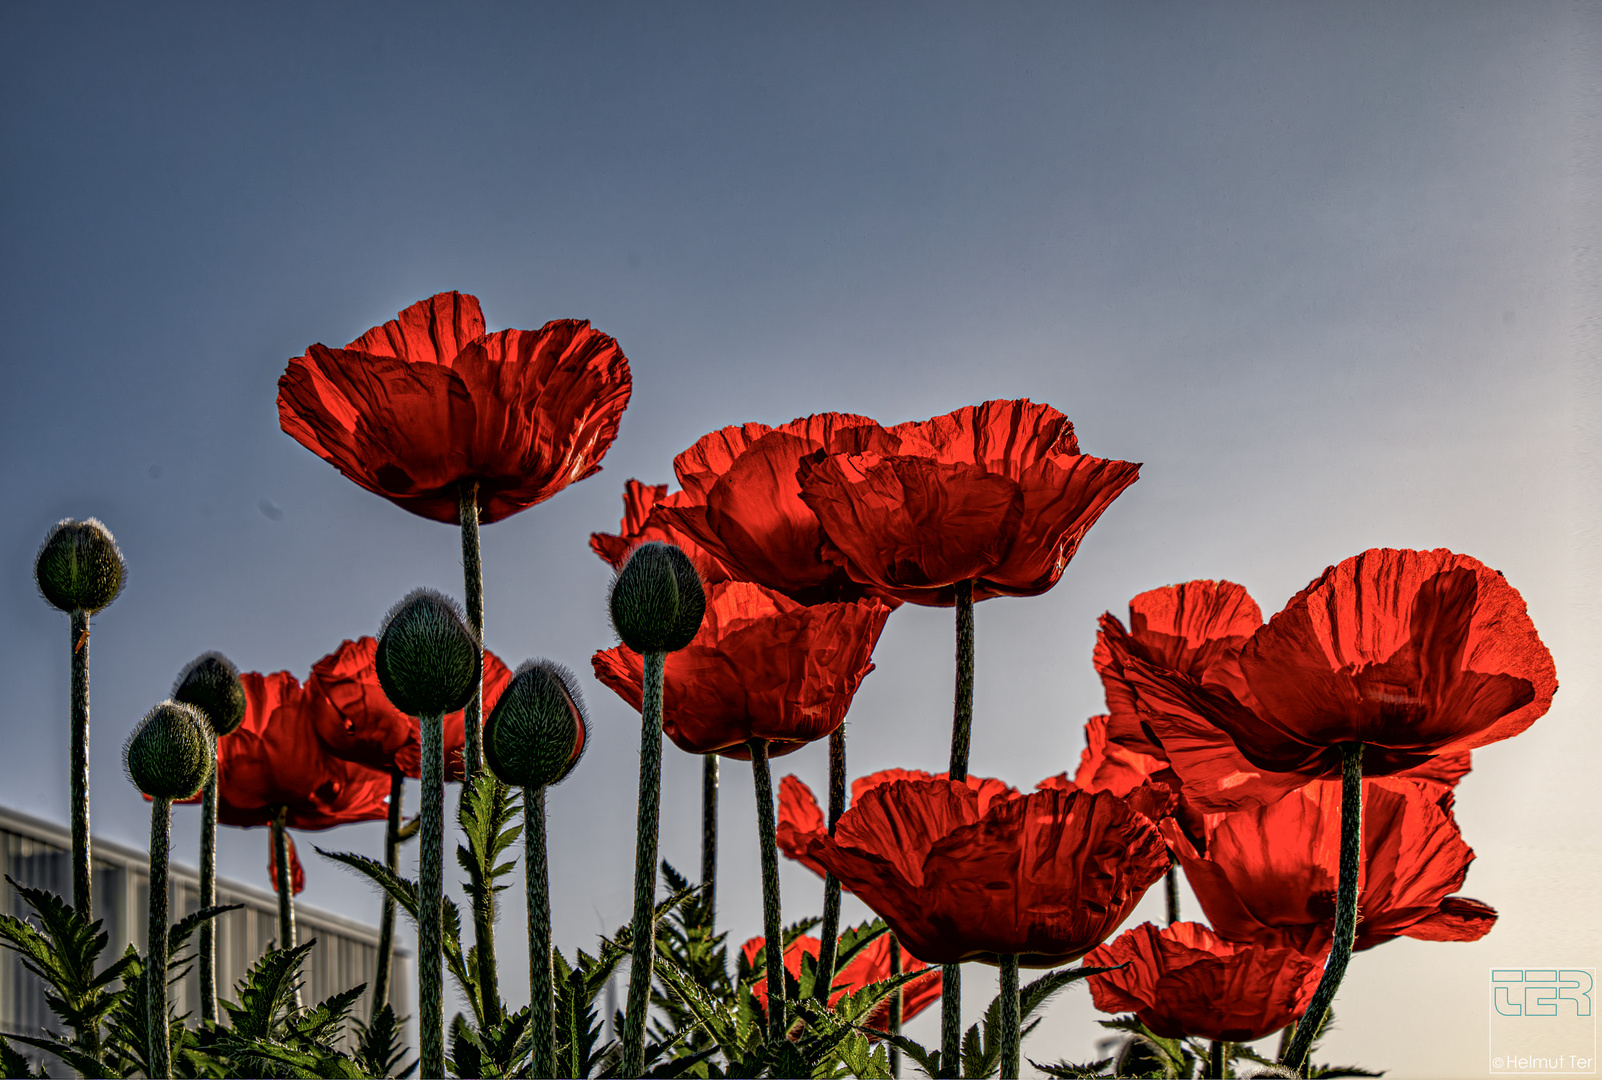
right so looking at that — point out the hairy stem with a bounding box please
[701,753,718,926]
[1165,861,1180,926]
[1209,1039,1225,1080]
[939,964,961,1078]
[813,726,847,1005]
[199,769,218,1023]
[473,777,505,1027]
[888,934,902,1079]
[999,955,1020,1079]
[527,786,555,1080]
[147,797,171,1080]
[750,738,786,1044]
[940,579,975,1077]
[419,714,445,1080]
[70,610,91,919]
[371,770,403,1021]
[622,650,666,1078]
[271,807,301,1009]
[948,580,975,782]
[459,481,484,781]
[1282,742,1365,1072]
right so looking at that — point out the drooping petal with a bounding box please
[267,830,308,896]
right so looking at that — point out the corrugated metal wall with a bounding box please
[0,810,411,1064]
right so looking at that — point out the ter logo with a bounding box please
[1493,970,1594,1017]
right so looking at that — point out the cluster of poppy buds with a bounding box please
[30,289,1555,1080]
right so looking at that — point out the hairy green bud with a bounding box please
[35,518,126,614]
[609,542,705,653]
[125,701,213,800]
[173,651,247,737]
[375,588,481,718]
[485,660,589,789]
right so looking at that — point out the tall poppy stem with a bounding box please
[419,714,446,1080]
[459,481,484,779]
[701,753,718,926]
[271,807,301,1008]
[622,650,666,1078]
[998,954,1020,1079]
[812,725,847,1005]
[1209,1039,1225,1079]
[70,609,92,919]
[526,785,555,1080]
[1282,741,1365,1072]
[942,578,975,1076]
[460,482,505,1027]
[372,770,403,1021]
[749,738,786,1045]
[1165,861,1180,926]
[147,796,172,1080]
[888,934,903,1079]
[198,769,218,1023]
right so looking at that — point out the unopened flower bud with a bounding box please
[173,651,247,737]
[609,542,705,653]
[35,518,126,614]
[126,701,213,800]
[375,588,481,718]
[485,660,589,789]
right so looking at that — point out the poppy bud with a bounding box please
[485,660,589,789]
[35,518,127,614]
[173,651,247,737]
[375,588,481,718]
[126,701,214,801]
[609,542,705,653]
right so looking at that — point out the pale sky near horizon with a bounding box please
[1,4,1596,1076]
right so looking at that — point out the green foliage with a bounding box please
[455,773,523,950]
[351,1005,418,1080]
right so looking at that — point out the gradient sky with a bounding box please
[1,4,1595,1076]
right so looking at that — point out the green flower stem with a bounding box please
[147,796,172,1080]
[474,780,506,1028]
[70,609,92,919]
[888,934,902,1079]
[1209,1039,1225,1079]
[419,714,446,1080]
[941,579,975,1077]
[1282,742,1365,1072]
[749,738,786,1045]
[459,481,484,781]
[199,769,218,1023]
[948,580,975,782]
[526,785,555,1080]
[998,954,1020,1079]
[622,650,666,1079]
[701,753,718,923]
[1165,861,1180,926]
[812,726,847,1006]
[371,769,403,1021]
[271,807,302,1009]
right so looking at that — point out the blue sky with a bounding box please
[1,4,1594,1074]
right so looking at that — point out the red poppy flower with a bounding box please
[592,581,890,758]
[742,930,941,1030]
[644,413,889,603]
[277,292,631,524]
[778,769,1019,878]
[793,400,1140,604]
[1084,922,1324,1042]
[1125,550,1556,783]
[1167,776,1497,954]
[306,636,514,781]
[801,778,1169,966]
[589,479,732,585]
[266,830,307,896]
[1035,769,1177,830]
[207,670,392,830]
